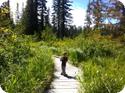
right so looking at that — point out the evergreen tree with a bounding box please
[34,0,49,39]
[38,0,47,31]
[52,0,60,36]
[45,8,50,26]
[21,0,38,35]
[52,0,72,39]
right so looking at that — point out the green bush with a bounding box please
[68,48,84,66]
[80,57,125,93]
[67,39,115,67]
[3,48,54,93]
[41,26,56,41]
[0,35,54,93]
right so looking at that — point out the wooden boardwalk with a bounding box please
[46,57,80,93]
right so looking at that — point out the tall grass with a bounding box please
[48,34,125,93]
[80,57,125,93]
[0,35,54,93]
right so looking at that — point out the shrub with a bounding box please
[1,46,54,93]
[0,34,54,93]
[41,26,56,41]
[68,48,84,66]
[80,57,125,93]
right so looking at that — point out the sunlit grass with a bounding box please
[47,34,125,93]
[0,35,54,93]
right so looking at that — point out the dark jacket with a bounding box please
[60,56,68,66]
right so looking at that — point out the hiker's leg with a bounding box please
[63,66,66,74]
[61,65,65,74]
[62,66,65,74]
[61,65,64,74]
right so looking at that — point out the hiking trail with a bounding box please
[46,57,80,93]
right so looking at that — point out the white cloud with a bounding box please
[71,7,86,27]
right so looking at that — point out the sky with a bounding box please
[0,0,125,26]
[71,0,88,26]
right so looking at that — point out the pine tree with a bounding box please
[45,8,50,26]
[37,0,47,31]
[52,0,72,39]
[52,0,60,36]
[21,0,38,35]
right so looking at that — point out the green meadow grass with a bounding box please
[0,35,54,93]
[49,35,125,93]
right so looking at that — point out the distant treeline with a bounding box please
[1,0,125,39]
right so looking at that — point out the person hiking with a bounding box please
[60,52,68,76]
